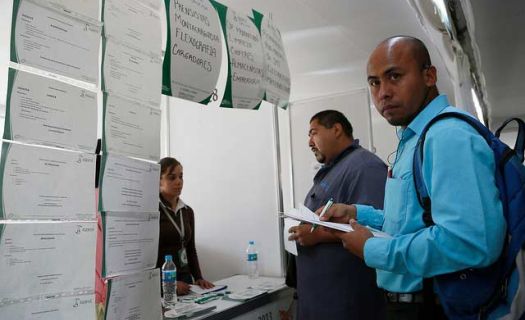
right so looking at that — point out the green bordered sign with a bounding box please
[162,0,223,104]
[212,1,264,109]
[253,10,291,109]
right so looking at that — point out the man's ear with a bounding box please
[424,65,437,87]
[333,123,344,138]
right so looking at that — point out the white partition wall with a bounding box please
[168,98,282,281]
[288,89,374,207]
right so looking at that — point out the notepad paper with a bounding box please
[226,288,267,301]
[283,218,300,256]
[189,284,227,295]
[284,205,391,238]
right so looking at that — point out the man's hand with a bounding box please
[176,281,191,295]
[195,278,214,289]
[317,203,357,223]
[288,224,319,246]
[330,219,373,259]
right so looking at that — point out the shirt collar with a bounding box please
[174,198,187,212]
[322,139,360,169]
[396,95,450,139]
[160,195,187,213]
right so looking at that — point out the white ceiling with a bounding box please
[467,0,525,128]
[221,0,524,127]
[219,0,455,102]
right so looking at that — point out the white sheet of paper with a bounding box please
[5,68,97,152]
[11,0,100,83]
[0,222,96,302]
[102,211,159,277]
[0,142,96,220]
[249,282,283,291]
[283,218,300,256]
[168,0,222,103]
[189,284,227,295]
[227,288,267,301]
[226,9,264,109]
[105,269,162,320]
[102,39,162,108]
[99,154,160,213]
[38,0,100,23]
[103,94,161,161]
[103,0,162,57]
[285,205,391,238]
[0,293,96,320]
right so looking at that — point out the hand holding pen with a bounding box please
[318,203,357,224]
[310,198,334,232]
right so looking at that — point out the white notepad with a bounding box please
[284,204,391,238]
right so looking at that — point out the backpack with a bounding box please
[412,112,525,320]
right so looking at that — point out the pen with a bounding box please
[310,198,334,232]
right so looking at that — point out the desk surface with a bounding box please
[164,275,290,319]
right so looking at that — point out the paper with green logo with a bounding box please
[4,68,97,152]
[0,222,96,303]
[0,142,96,220]
[10,0,100,83]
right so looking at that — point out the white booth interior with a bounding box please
[0,1,523,318]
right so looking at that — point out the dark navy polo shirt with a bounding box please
[297,140,388,320]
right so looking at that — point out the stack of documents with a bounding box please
[164,302,216,319]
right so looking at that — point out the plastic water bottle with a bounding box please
[246,240,259,279]
[162,255,177,306]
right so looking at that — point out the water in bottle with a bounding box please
[162,254,177,306]
[246,240,259,279]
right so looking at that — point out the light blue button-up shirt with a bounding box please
[357,95,506,293]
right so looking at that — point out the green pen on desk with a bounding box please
[310,198,334,232]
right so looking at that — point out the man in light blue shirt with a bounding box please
[321,36,506,319]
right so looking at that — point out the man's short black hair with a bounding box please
[310,110,353,138]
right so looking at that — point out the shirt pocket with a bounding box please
[383,176,410,234]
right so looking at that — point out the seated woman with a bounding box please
[157,157,214,295]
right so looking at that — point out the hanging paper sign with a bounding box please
[10,0,101,83]
[102,39,162,108]
[212,1,264,109]
[102,94,161,162]
[103,0,162,57]
[253,10,291,109]
[163,0,223,104]
[5,68,98,153]
[37,0,101,24]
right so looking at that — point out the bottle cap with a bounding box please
[165,254,173,261]
[249,240,255,245]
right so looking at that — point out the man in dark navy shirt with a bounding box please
[288,110,387,319]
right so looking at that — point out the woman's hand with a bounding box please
[195,278,215,289]
[176,281,191,295]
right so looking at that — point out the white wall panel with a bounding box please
[168,98,282,281]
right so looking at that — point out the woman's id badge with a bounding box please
[178,248,188,268]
